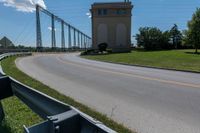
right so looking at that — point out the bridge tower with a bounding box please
[36,5,42,50]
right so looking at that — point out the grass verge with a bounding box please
[0,56,134,133]
[83,49,200,73]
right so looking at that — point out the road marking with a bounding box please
[57,56,200,89]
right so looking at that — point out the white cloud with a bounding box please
[0,0,46,13]
[86,12,90,16]
[48,26,56,31]
[86,12,91,18]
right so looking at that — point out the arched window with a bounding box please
[116,23,127,46]
[97,24,108,45]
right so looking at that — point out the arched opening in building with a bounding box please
[97,24,108,45]
[116,23,127,46]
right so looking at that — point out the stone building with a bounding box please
[90,1,133,52]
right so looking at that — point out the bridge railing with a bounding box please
[0,53,115,133]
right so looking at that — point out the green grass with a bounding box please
[83,49,200,72]
[0,97,42,133]
[0,56,134,133]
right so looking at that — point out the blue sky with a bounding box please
[0,0,200,47]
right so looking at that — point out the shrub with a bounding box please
[98,43,108,53]
[80,49,95,55]
[106,49,112,53]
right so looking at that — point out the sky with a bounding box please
[0,0,200,47]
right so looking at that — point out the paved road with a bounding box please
[16,53,200,133]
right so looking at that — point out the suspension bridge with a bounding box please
[36,4,91,51]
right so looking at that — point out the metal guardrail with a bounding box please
[0,52,32,76]
[0,53,116,133]
[0,52,32,61]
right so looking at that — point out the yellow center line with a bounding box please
[57,56,200,89]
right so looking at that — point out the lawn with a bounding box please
[0,56,134,133]
[83,49,200,72]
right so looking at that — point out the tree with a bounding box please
[181,30,192,48]
[170,24,182,49]
[136,27,169,50]
[160,30,174,49]
[187,8,200,53]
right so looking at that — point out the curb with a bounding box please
[112,62,200,74]
[82,57,200,74]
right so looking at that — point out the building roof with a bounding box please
[91,2,133,9]
[0,36,14,47]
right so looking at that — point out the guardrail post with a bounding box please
[0,77,13,100]
[0,101,4,123]
[0,76,13,124]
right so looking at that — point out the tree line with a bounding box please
[136,8,200,53]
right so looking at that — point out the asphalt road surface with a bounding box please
[16,53,200,133]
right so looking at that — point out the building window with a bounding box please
[116,9,127,15]
[103,9,107,15]
[98,9,102,15]
[98,9,108,15]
